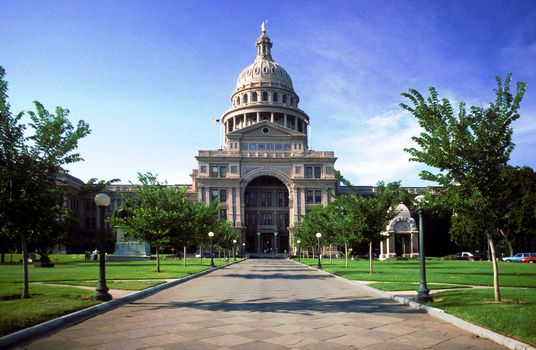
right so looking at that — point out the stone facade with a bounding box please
[189,27,337,255]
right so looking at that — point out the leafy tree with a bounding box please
[327,196,363,268]
[401,74,527,302]
[495,166,536,255]
[0,66,91,298]
[110,172,220,272]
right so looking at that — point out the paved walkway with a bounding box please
[17,259,507,350]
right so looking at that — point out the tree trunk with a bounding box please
[369,241,373,274]
[312,246,315,260]
[329,244,332,265]
[156,246,161,272]
[488,235,501,302]
[183,246,187,267]
[499,229,513,257]
[345,243,348,268]
[20,232,29,299]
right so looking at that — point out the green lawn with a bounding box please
[0,254,237,337]
[297,257,536,346]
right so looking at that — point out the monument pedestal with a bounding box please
[107,228,151,261]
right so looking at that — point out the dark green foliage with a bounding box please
[0,66,91,297]
[401,74,527,301]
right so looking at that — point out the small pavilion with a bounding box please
[379,203,419,260]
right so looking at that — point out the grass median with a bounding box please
[297,257,536,346]
[0,254,238,337]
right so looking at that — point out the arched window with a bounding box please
[252,91,258,102]
[273,92,279,102]
[290,97,294,106]
[243,94,248,104]
[283,94,288,104]
[236,96,241,105]
[262,91,268,101]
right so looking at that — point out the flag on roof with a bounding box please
[211,118,221,124]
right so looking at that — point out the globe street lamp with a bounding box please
[414,195,432,303]
[242,242,246,257]
[232,239,237,261]
[208,231,215,267]
[297,240,301,262]
[94,193,112,301]
[316,232,322,269]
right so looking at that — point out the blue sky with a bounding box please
[1,0,535,186]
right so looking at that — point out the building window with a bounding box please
[211,166,219,177]
[261,212,273,225]
[237,96,240,105]
[261,192,272,207]
[258,143,265,151]
[275,143,282,151]
[315,190,322,203]
[220,209,227,220]
[249,143,257,150]
[273,92,279,102]
[252,91,258,102]
[284,144,291,151]
[219,165,227,178]
[295,166,302,175]
[246,192,257,207]
[306,190,314,204]
[305,166,313,179]
[266,143,273,150]
[243,94,248,103]
[231,165,238,174]
[305,166,322,179]
[211,189,219,202]
[220,189,227,203]
[200,165,207,173]
[262,91,268,101]
[283,94,287,104]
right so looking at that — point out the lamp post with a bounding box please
[94,193,112,301]
[274,231,278,254]
[414,195,432,303]
[297,240,301,261]
[316,232,322,269]
[208,231,215,267]
[232,239,237,261]
[242,242,246,257]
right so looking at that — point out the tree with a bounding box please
[110,172,220,272]
[495,166,536,256]
[328,196,363,268]
[401,74,527,302]
[0,66,91,298]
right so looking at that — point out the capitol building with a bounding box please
[188,26,337,255]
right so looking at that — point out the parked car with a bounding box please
[454,252,482,261]
[521,255,536,263]
[195,252,215,258]
[502,252,536,263]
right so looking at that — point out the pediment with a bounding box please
[227,120,304,138]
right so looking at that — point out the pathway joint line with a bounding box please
[0,259,246,349]
[293,260,536,350]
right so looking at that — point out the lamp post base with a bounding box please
[93,287,112,301]
[416,286,432,304]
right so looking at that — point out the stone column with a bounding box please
[270,112,274,123]
[410,232,419,257]
[274,232,278,253]
[284,114,288,128]
[256,112,260,123]
[300,188,306,217]
[236,188,242,227]
[257,232,261,253]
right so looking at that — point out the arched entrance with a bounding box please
[243,176,289,255]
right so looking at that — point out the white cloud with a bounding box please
[332,109,431,186]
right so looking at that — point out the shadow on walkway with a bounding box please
[128,296,425,316]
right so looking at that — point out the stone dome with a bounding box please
[236,60,294,92]
[234,29,294,93]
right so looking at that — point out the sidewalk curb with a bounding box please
[0,259,245,349]
[295,260,535,350]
